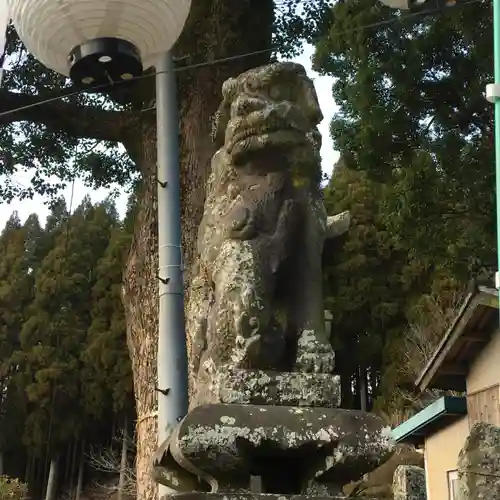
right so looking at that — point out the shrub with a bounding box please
[0,476,28,500]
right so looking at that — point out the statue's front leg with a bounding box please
[290,242,336,374]
[186,264,212,380]
[290,203,348,374]
[294,329,336,374]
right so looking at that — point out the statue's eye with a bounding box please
[246,79,259,92]
[270,86,292,101]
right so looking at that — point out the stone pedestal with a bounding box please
[153,62,394,500]
[458,422,500,500]
[194,369,341,408]
[393,465,427,500]
[153,369,394,500]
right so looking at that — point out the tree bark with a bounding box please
[68,437,77,491]
[44,456,58,500]
[118,417,128,500]
[24,453,32,484]
[122,3,273,500]
[74,441,84,500]
[359,365,368,412]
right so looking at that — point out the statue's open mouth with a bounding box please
[226,125,308,156]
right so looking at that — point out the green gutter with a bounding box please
[493,0,500,307]
[391,396,467,444]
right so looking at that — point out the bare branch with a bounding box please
[394,289,466,411]
[402,290,465,380]
[0,89,137,143]
[86,431,137,499]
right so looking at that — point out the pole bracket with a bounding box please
[155,387,171,396]
[486,83,500,103]
[158,179,168,188]
[158,275,170,285]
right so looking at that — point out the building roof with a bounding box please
[391,396,467,445]
[415,285,498,393]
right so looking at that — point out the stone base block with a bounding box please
[393,465,426,500]
[154,403,394,495]
[166,494,380,500]
[196,369,341,408]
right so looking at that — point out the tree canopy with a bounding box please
[0,199,134,497]
[312,0,495,277]
[315,0,493,413]
[0,1,495,494]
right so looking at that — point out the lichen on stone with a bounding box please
[153,62,399,500]
[458,422,500,500]
[392,465,427,500]
[185,62,351,407]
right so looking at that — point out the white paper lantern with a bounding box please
[7,0,191,84]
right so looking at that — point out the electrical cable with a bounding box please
[0,0,482,120]
[4,0,483,484]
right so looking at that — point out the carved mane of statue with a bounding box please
[185,62,350,406]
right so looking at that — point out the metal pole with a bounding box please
[494,0,500,307]
[0,2,10,87]
[155,51,189,473]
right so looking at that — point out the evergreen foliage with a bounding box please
[82,223,133,419]
[323,159,470,413]
[0,199,134,495]
[308,0,494,412]
[0,1,495,492]
[0,213,33,463]
[311,0,494,277]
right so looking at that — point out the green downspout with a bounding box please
[489,3,500,298]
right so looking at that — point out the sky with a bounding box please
[0,44,340,229]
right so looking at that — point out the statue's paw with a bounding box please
[295,349,335,374]
[227,206,256,240]
[233,334,262,368]
[294,330,336,374]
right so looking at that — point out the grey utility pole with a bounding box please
[155,51,189,466]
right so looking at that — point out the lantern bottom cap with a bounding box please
[68,37,143,87]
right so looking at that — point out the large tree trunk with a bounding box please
[122,3,273,500]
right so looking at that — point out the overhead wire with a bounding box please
[0,0,483,120]
[1,0,484,480]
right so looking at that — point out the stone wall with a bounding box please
[392,465,427,500]
[457,422,500,500]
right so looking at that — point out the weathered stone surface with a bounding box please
[194,368,341,408]
[343,444,424,498]
[166,494,380,500]
[458,422,500,500]
[153,62,393,500]
[156,403,394,493]
[392,465,426,500]
[303,480,343,497]
[185,61,351,404]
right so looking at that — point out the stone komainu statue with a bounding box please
[186,62,350,405]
